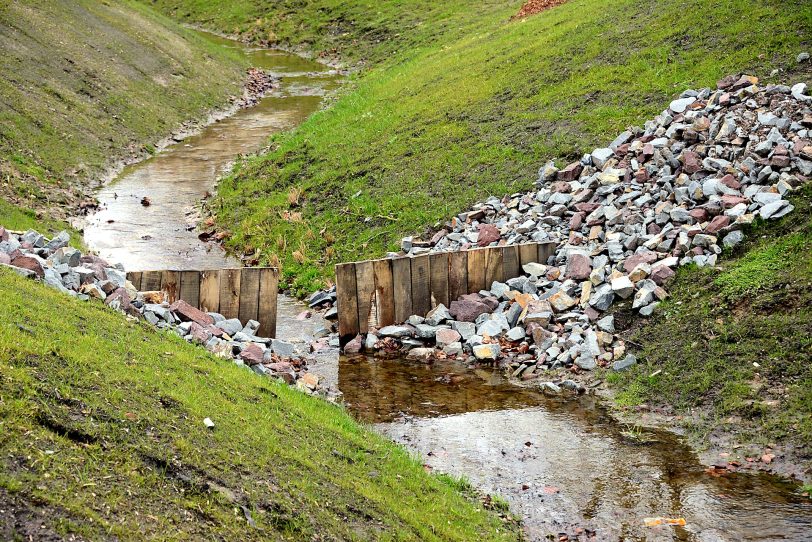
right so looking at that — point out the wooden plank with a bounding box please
[538,241,556,265]
[503,245,520,281]
[429,252,449,308]
[410,255,431,317]
[218,269,241,320]
[373,259,395,328]
[484,247,504,287]
[448,251,468,302]
[238,268,261,326]
[179,271,200,308]
[467,248,486,293]
[128,272,142,291]
[335,263,359,344]
[160,271,180,303]
[391,257,413,324]
[199,270,220,314]
[519,243,538,267]
[355,260,376,333]
[257,268,279,338]
[141,271,161,292]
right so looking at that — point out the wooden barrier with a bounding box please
[127,267,279,337]
[336,242,556,344]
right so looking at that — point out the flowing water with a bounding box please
[340,356,812,541]
[84,33,341,271]
[84,33,812,542]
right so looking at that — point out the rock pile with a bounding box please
[0,226,323,394]
[350,75,811,377]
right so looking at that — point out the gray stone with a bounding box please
[589,284,615,311]
[610,276,634,299]
[506,326,526,342]
[451,321,476,341]
[612,354,637,371]
[271,339,297,359]
[415,324,439,340]
[722,230,745,248]
[216,318,243,336]
[591,148,614,168]
[425,304,452,326]
[522,262,546,277]
[669,96,696,113]
[364,334,379,351]
[490,281,510,299]
[759,200,794,219]
[379,325,413,338]
[596,315,615,333]
[575,352,597,370]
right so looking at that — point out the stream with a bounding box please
[83,33,812,541]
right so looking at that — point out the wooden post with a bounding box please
[238,268,261,326]
[336,263,360,344]
[392,257,413,323]
[448,251,468,302]
[128,272,142,290]
[257,268,279,338]
[218,269,241,320]
[141,271,161,292]
[503,245,520,281]
[160,271,180,303]
[355,260,376,333]
[199,270,220,314]
[519,243,538,267]
[373,259,395,328]
[179,271,200,309]
[429,252,449,308]
[410,255,431,317]
[484,247,504,287]
[467,248,486,293]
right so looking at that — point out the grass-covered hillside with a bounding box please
[609,185,812,457]
[154,0,811,294]
[0,0,247,219]
[0,268,519,541]
[148,0,512,67]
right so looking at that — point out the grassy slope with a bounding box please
[607,185,812,456]
[0,269,518,541]
[153,0,810,294]
[147,0,512,67]
[0,0,247,217]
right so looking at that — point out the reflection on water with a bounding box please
[84,33,341,271]
[340,356,812,541]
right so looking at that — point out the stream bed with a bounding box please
[83,32,812,542]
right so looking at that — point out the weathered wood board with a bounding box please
[126,267,278,338]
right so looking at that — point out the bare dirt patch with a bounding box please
[512,0,568,19]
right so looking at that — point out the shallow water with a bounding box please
[84,33,341,271]
[340,356,812,541]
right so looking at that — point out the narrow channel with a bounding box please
[83,33,812,542]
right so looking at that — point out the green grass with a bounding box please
[0,0,248,217]
[609,185,812,454]
[0,269,520,541]
[151,0,812,294]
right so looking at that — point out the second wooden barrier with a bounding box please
[127,267,279,337]
[336,242,556,344]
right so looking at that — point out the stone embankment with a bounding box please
[0,227,326,395]
[339,75,811,386]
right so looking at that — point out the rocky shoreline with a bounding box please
[0,226,333,399]
[332,74,810,389]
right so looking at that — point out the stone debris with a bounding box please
[342,75,809,380]
[0,226,326,396]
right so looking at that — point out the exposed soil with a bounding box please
[512,0,568,20]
